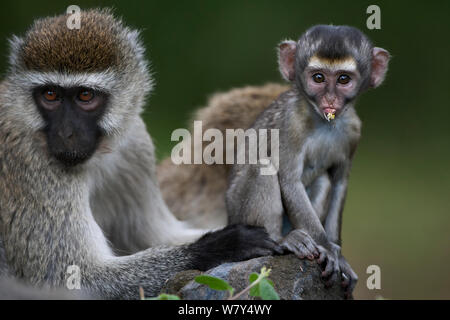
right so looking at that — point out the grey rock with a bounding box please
[162,254,350,300]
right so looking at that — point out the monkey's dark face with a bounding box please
[33,86,108,166]
[302,55,361,120]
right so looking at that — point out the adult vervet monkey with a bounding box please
[0,9,281,299]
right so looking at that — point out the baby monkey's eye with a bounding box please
[337,74,351,84]
[78,90,94,102]
[43,90,58,101]
[312,73,325,83]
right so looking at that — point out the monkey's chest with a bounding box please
[300,136,348,186]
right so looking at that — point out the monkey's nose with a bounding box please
[59,127,74,139]
[325,96,336,106]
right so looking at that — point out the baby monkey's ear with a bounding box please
[370,47,390,88]
[278,40,297,82]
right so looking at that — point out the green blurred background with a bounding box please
[0,0,448,299]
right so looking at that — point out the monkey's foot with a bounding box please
[317,243,340,286]
[338,255,358,299]
[280,229,320,261]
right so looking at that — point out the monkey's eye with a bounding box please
[43,90,58,101]
[312,73,325,83]
[78,90,94,102]
[337,74,351,84]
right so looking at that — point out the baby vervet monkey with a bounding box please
[226,25,390,296]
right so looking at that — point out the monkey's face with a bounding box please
[278,25,390,122]
[302,56,361,120]
[4,10,153,167]
[33,86,108,166]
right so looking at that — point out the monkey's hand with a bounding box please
[280,229,320,260]
[188,224,283,271]
[317,242,340,286]
[339,255,358,299]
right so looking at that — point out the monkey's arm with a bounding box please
[0,133,281,299]
[1,190,279,300]
[279,173,330,245]
[276,153,329,244]
[278,160,340,277]
[89,224,280,299]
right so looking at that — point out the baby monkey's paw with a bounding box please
[317,243,340,286]
[339,255,358,299]
[280,229,320,260]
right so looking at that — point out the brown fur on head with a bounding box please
[20,10,123,71]
[20,9,122,72]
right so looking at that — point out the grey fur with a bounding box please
[0,9,192,297]
[0,9,281,299]
[0,91,200,298]
[226,88,360,297]
[226,25,390,298]
[227,89,360,245]
[1,9,208,254]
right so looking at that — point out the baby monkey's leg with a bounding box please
[226,166,284,241]
[306,174,332,223]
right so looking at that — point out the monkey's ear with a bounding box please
[370,47,390,88]
[278,40,297,82]
[7,35,25,70]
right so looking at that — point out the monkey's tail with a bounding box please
[157,83,289,229]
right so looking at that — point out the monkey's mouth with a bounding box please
[53,150,92,167]
[323,108,336,121]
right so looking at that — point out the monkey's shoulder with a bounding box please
[251,89,298,129]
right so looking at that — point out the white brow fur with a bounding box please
[308,56,357,72]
